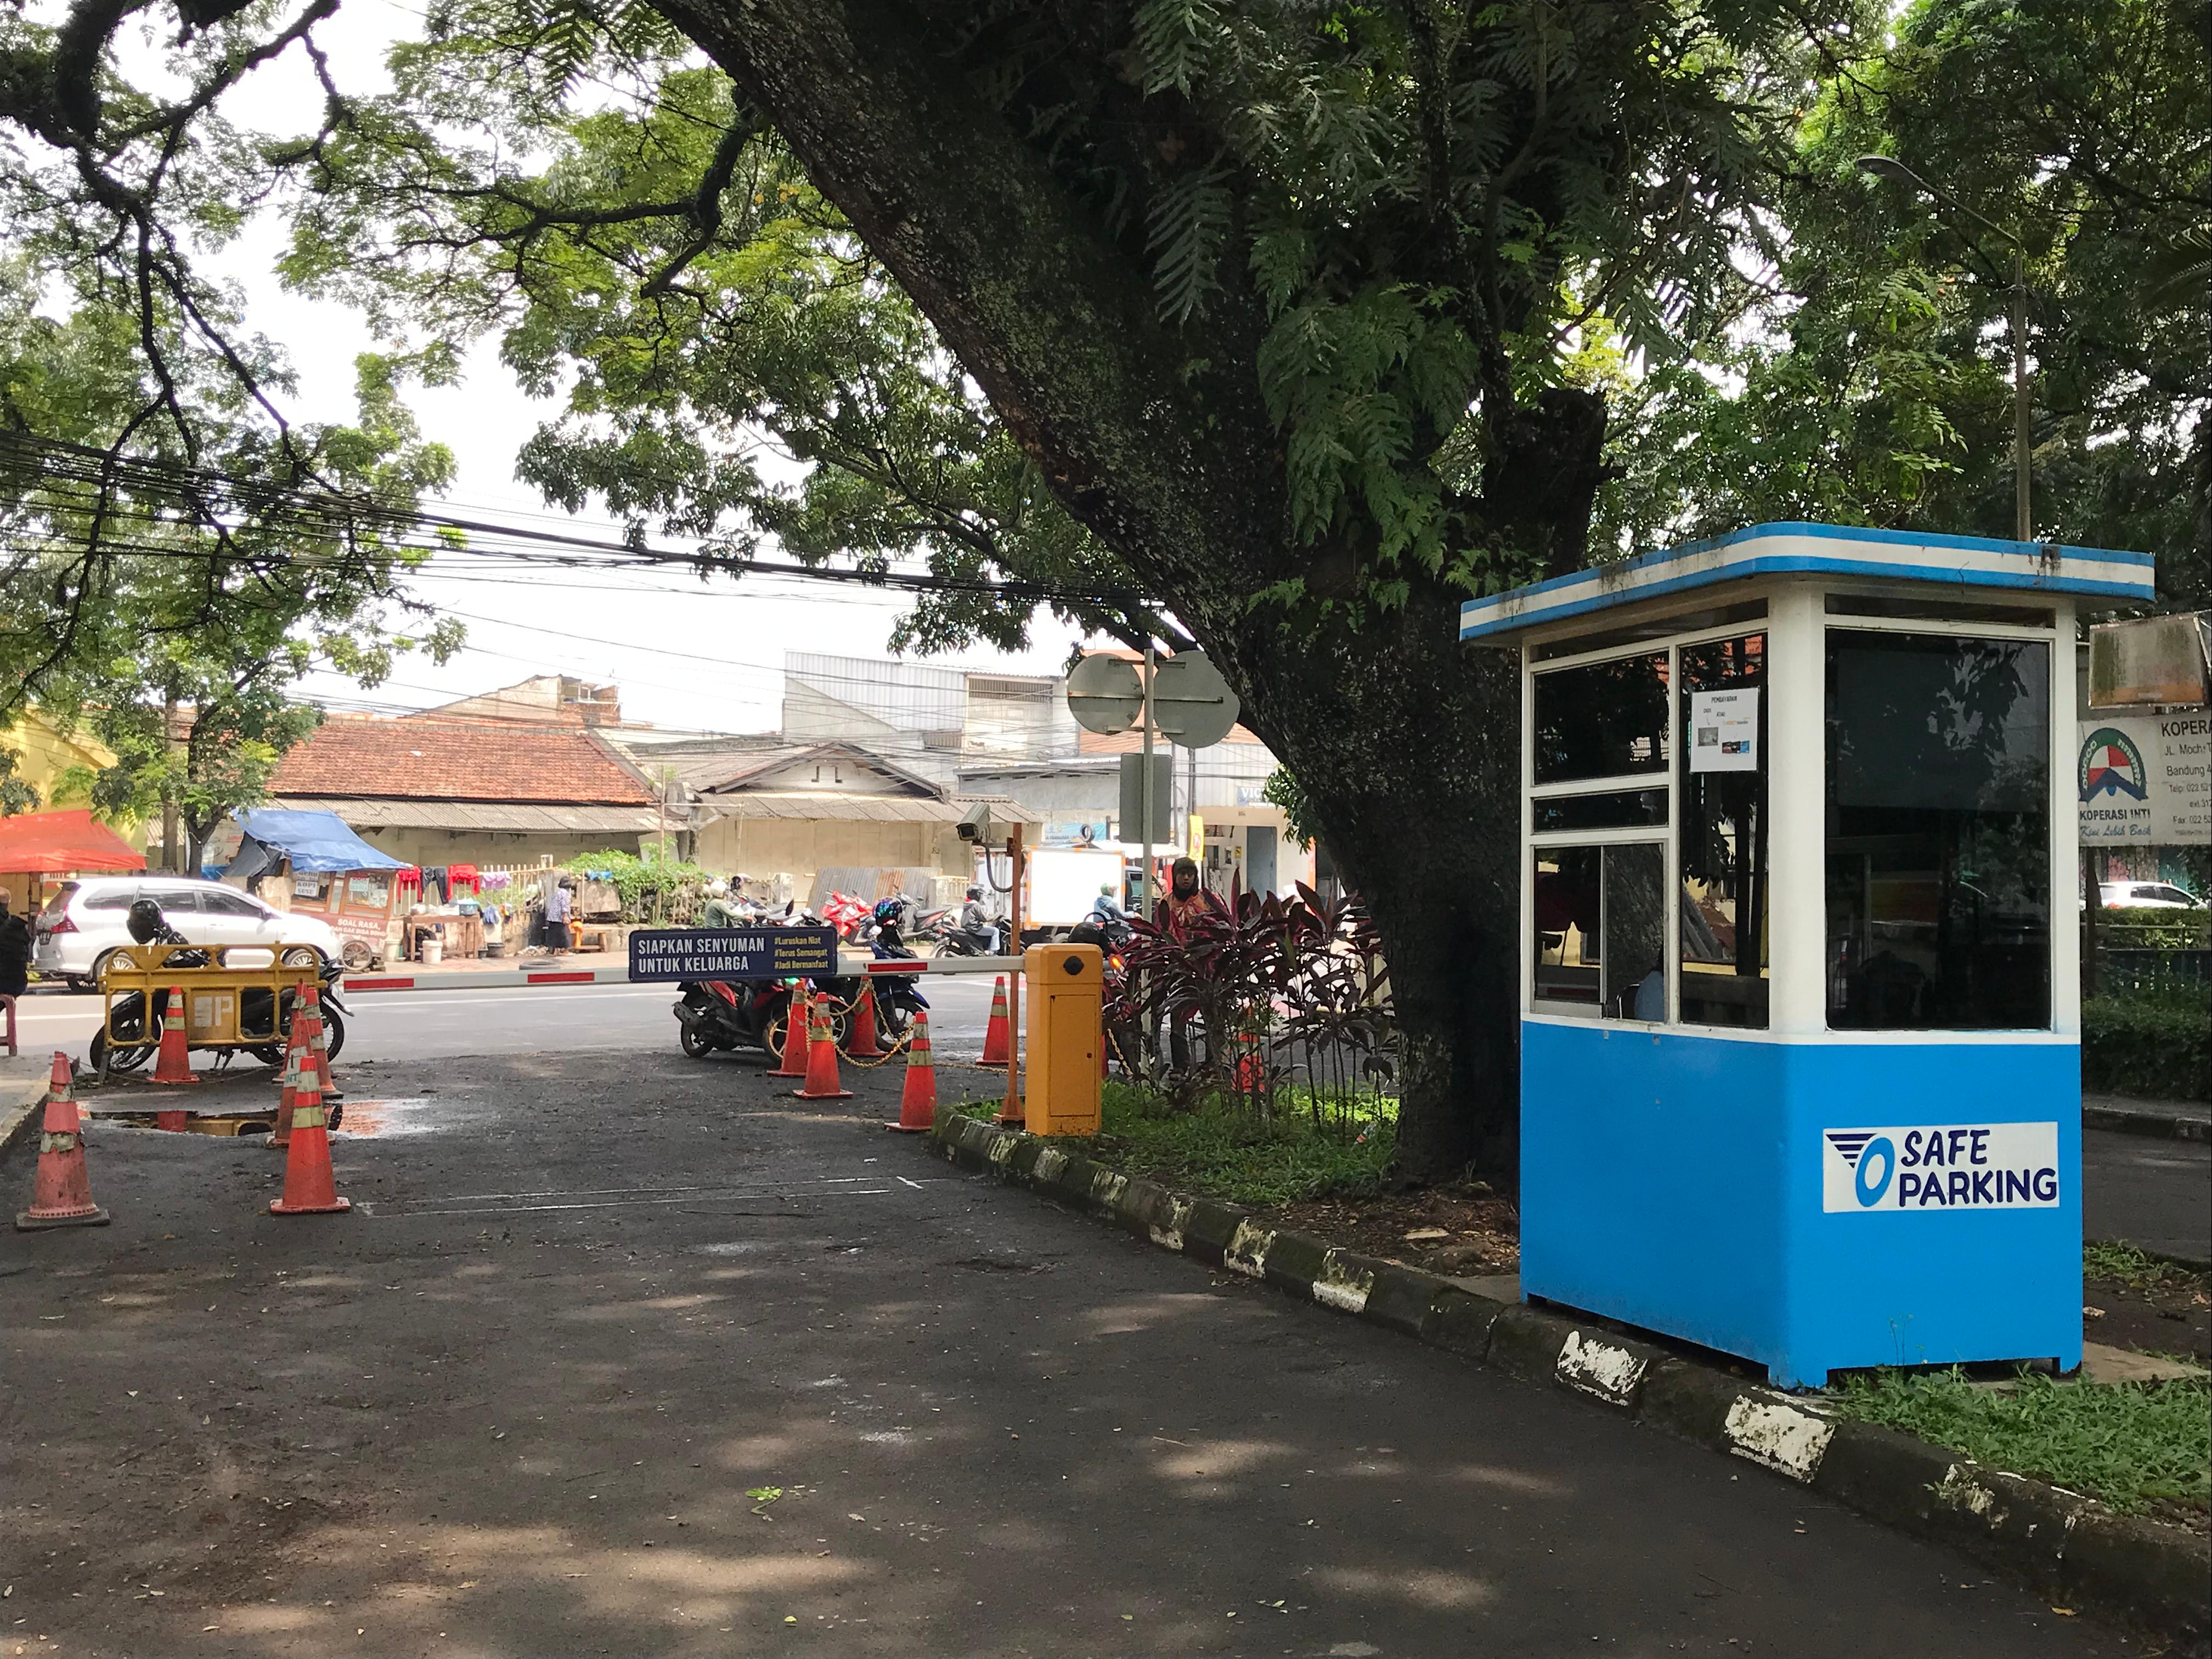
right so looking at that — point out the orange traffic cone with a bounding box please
[300,984,342,1099]
[16,1052,110,1230]
[150,984,199,1085]
[769,989,810,1077]
[980,977,1011,1067]
[269,1011,349,1216]
[269,1018,304,1150]
[887,1008,938,1132]
[156,1108,188,1132]
[847,984,889,1058]
[792,992,853,1101]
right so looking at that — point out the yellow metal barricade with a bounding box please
[100,943,320,1051]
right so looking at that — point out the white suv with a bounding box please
[33,876,343,990]
[2098,880,2204,911]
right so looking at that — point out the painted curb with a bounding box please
[2083,1102,2211,1145]
[930,1111,2212,1654]
[0,1070,52,1160]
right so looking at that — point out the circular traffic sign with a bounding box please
[1150,651,1240,747]
[1065,653,1146,735]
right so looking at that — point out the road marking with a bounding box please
[413,1175,914,1204]
[380,1184,911,1218]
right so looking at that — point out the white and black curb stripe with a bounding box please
[930,1112,2210,1653]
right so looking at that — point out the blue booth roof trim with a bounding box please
[227,808,408,873]
[1457,521,2155,644]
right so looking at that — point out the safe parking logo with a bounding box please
[1822,1124,2060,1212]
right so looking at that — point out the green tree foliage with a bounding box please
[1600,0,2210,600]
[5,0,2202,1178]
[0,261,463,861]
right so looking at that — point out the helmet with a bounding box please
[126,896,167,943]
[707,878,729,898]
[1100,883,1116,896]
[872,896,904,925]
[966,884,983,901]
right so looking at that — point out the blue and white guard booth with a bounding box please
[1459,523,2156,1387]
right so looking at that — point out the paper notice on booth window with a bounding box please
[1690,689,1759,773]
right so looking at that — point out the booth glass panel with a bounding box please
[1533,653,1671,783]
[1824,631,2052,1030]
[1533,843,1667,1019]
[1678,634,1770,1028]
[1533,788,1669,832]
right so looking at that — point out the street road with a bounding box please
[1,1050,2119,1658]
[2082,1130,2212,1263]
[5,973,1005,1066]
[15,977,2202,1260]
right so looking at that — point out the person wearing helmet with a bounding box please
[1159,856,1211,1070]
[1088,882,1125,927]
[958,884,995,955]
[701,878,744,928]
[126,895,207,979]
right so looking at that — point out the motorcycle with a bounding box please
[859,919,930,1042]
[927,911,1010,957]
[673,975,810,1059]
[90,950,349,1076]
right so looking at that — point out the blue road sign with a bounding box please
[627,925,839,983]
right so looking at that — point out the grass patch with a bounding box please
[952,1083,1393,1207]
[2085,1239,2205,1294]
[1829,1368,2210,1517]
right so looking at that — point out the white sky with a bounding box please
[163,0,1096,733]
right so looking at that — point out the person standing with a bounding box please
[546,877,574,954]
[1159,857,1211,1070]
[0,887,31,1002]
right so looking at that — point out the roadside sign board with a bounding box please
[627,924,839,982]
[1118,752,1172,840]
[2078,713,2212,845]
[1149,651,1240,746]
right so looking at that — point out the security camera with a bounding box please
[956,803,995,844]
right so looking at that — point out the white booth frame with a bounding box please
[1516,577,2081,1047]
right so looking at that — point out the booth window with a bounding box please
[1533,843,1667,1019]
[1678,635,1769,1028]
[1533,652,1671,782]
[348,872,393,910]
[1825,631,2051,1030]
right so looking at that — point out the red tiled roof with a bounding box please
[270,715,654,805]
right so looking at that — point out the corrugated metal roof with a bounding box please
[699,792,1042,824]
[275,798,669,833]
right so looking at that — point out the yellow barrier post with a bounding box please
[1022,942,1103,1137]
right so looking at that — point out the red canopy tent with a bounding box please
[0,809,145,874]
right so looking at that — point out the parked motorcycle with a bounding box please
[927,911,1010,957]
[860,914,930,1042]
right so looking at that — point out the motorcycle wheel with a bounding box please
[318,1005,347,1062]
[679,1022,716,1060]
[89,1029,154,1075]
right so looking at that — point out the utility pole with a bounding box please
[160,690,180,873]
[1139,645,1156,922]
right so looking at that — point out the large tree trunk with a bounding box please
[667,0,1605,1183]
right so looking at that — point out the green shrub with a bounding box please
[558,848,712,922]
[2096,905,2211,949]
[2082,986,2212,1101]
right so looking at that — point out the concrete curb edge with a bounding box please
[1,1070,51,1160]
[2083,1102,2211,1144]
[928,1111,2211,1653]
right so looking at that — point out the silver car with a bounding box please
[32,876,343,990]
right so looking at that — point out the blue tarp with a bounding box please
[225,809,407,874]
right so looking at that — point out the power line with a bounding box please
[0,429,1153,610]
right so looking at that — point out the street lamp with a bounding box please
[1857,155,2034,543]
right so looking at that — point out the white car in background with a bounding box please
[32,876,343,990]
[2098,880,2204,911]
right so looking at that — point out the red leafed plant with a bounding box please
[1109,881,1395,1134]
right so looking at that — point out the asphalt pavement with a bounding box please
[1,1047,2127,1658]
[13,976,2202,1261]
[4,974,1004,1068]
